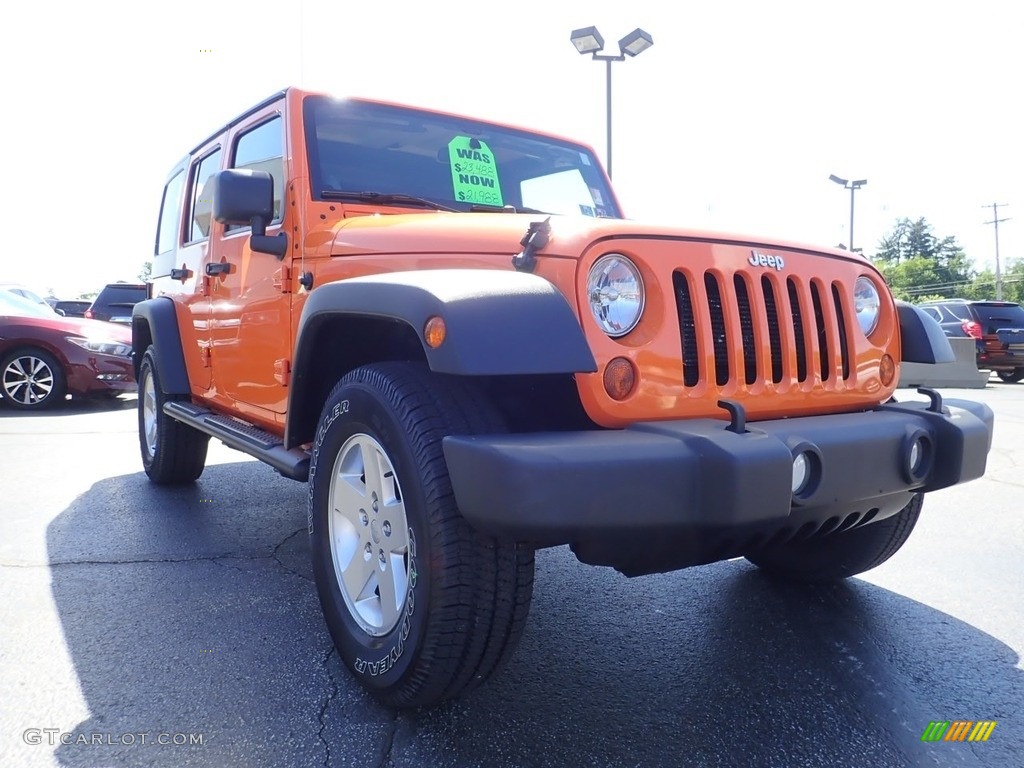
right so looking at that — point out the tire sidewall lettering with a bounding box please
[308,382,429,690]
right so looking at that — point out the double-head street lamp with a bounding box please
[570,26,654,179]
[829,174,867,252]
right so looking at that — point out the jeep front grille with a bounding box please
[672,270,853,389]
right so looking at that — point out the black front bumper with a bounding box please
[443,397,993,554]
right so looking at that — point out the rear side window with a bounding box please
[101,285,148,304]
[189,149,223,242]
[156,170,185,254]
[921,307,941,322]
[231,117,283,227]
[945,303,971,321]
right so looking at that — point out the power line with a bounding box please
[983,203,1011,300]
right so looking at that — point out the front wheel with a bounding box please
[996,368,1024,383]
[309,363,534,709]
[745,494,923,581]
[1,348,66,410]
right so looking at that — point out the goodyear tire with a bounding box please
[138,347,209,484]
[745,494,923,581]
[308,362,534,708]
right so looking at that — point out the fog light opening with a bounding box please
[603,357,636,401]
[905,433,932,481]
[791,452,811,495]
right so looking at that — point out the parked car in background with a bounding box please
[919,298,1024,382]
[85,283,148,324]
[1,283,59,314]
[0,291,135,410]
[54,300,93,318]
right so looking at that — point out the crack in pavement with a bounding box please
[377,711,399,768]
[0,554,267,569]
[318,646,339,768]
[273,527,313,582]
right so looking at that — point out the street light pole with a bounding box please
[570,26,653,180]
[983,203,1010,301]
[829,175,867,251]
[605,58,614,177]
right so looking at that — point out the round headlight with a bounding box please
[587,254,645,338]
[853,277,881,336]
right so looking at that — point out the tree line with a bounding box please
[870,217,1021,303]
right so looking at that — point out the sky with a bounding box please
[2,0,1020,298]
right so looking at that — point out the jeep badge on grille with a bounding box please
[749,250,785,270]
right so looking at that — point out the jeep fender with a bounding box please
[131,297,191,395]
[286,269,597,448]
[896,301,955,364]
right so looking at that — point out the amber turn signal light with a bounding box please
[424,316,446,348]
[603,357,637,400]
[879,354,895,386]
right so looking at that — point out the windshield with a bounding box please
[304,97,621,218]
[0,290,59,318]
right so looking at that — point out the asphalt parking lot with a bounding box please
[1,381,1021,768]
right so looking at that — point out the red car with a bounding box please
[0,290,136,410]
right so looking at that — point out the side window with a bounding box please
[156,170,185,254]
[188,149,223,243]
[921,307,942,322]
[231,116,283,229]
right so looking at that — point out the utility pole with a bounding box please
[983,203,1010,300]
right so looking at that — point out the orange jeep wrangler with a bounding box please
[133,87,994,708]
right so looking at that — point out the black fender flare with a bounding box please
[896,301,955,364]
[286,270,597,447]
[293,269,597,376]
[131,297,191,395]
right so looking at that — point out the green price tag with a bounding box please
[448,137,503,207]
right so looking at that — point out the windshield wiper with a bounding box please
[469,203,548,214]
[320,190,458,212]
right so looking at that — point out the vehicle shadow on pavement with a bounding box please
[0,394,137,417]
[379,555,1022,768]
[45,462,397,768]
[46,471,1021,768]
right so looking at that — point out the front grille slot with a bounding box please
[787,279,808,382]
[734,275,757,385]
[705,273,730,386]
[832,283,851,380]
[762,276,783,383]
[811,282,830,381]
[673,272,700,386]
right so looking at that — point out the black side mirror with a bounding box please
[210,169,288,259]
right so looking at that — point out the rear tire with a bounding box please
[138,348,209,484]
[308,362,534,708]
[995,368,1024,383]
[745,494,923,581]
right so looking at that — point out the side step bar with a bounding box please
[164,401,310,481]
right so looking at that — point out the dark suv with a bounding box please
[85,283,148,324]
[919,299,1024,382]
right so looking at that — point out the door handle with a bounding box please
[205,262,231,277]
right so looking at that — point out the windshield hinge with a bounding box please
[273,265,293,293]
[274,358,291,386]
[512,217,551,273]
